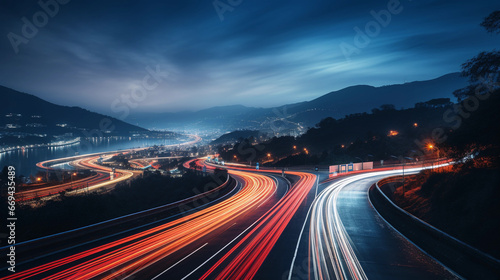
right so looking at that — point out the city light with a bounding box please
[388,130,399,137]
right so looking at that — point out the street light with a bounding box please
[428,144,440,158]
[71,172,77,188]
[427,144,440,170]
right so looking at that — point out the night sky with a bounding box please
[1,0,499,117]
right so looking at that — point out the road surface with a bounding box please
[3,165,313,279]
[304,169,459,280]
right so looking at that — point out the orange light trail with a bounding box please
[200,171,316,280]
[3,170,277,279]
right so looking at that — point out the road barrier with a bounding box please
[369,177,500,279]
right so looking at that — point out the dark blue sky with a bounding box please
[1,0,499,116]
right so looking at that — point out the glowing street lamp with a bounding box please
[427,144,440,167]
[71,172,77,188]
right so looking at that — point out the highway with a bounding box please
[304,168,459,280]
[19,147,161,201]
[2,161,310,279]
[3,152,477,279]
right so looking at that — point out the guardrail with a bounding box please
[377,175,404,185]
[369,177,500,279]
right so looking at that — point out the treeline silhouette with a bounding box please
[218,99,453,166]
[392,10,500,259]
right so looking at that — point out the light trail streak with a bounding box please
[3,170,277,279]
[309,175,368,280]
[200,171,317,280]
[309,163,452,280]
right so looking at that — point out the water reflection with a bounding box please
[0,137,181,177]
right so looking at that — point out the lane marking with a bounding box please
[180,203,274,280]
[150,243,209,280]
[287,193,317,280]
[3,177,242,269]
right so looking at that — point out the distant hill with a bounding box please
[129,73,468,134]
[0,86,148,138]
[282,72,467,122]
[217,104,456,167]
[211,130,263,145]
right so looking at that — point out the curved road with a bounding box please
[2,164,302,279]
[305,169,459,280]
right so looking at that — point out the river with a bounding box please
[0,137,185,177]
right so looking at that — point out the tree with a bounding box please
[316,117,336,129]
[447,11,500,166]
[425,98,452,108]
[455,11,500,100]
[380,104,396,111]
[481,10,500,34]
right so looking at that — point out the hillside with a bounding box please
[392,168,500,259]
[217,99,455,166]
[211,130,263,145]
[0,86,149,141]
[129,73,468,133]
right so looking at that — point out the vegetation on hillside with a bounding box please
[392,10,500,258]
[218,99,453,166]
[393,168,500,259]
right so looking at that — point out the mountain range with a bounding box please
[0,86,148,138]
[128,73,468,134]
[0,72,468,139]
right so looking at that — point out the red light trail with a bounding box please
[3,169,279,279]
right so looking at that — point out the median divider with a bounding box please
[369,177,500,280]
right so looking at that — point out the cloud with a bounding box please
[0,0,499,116]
